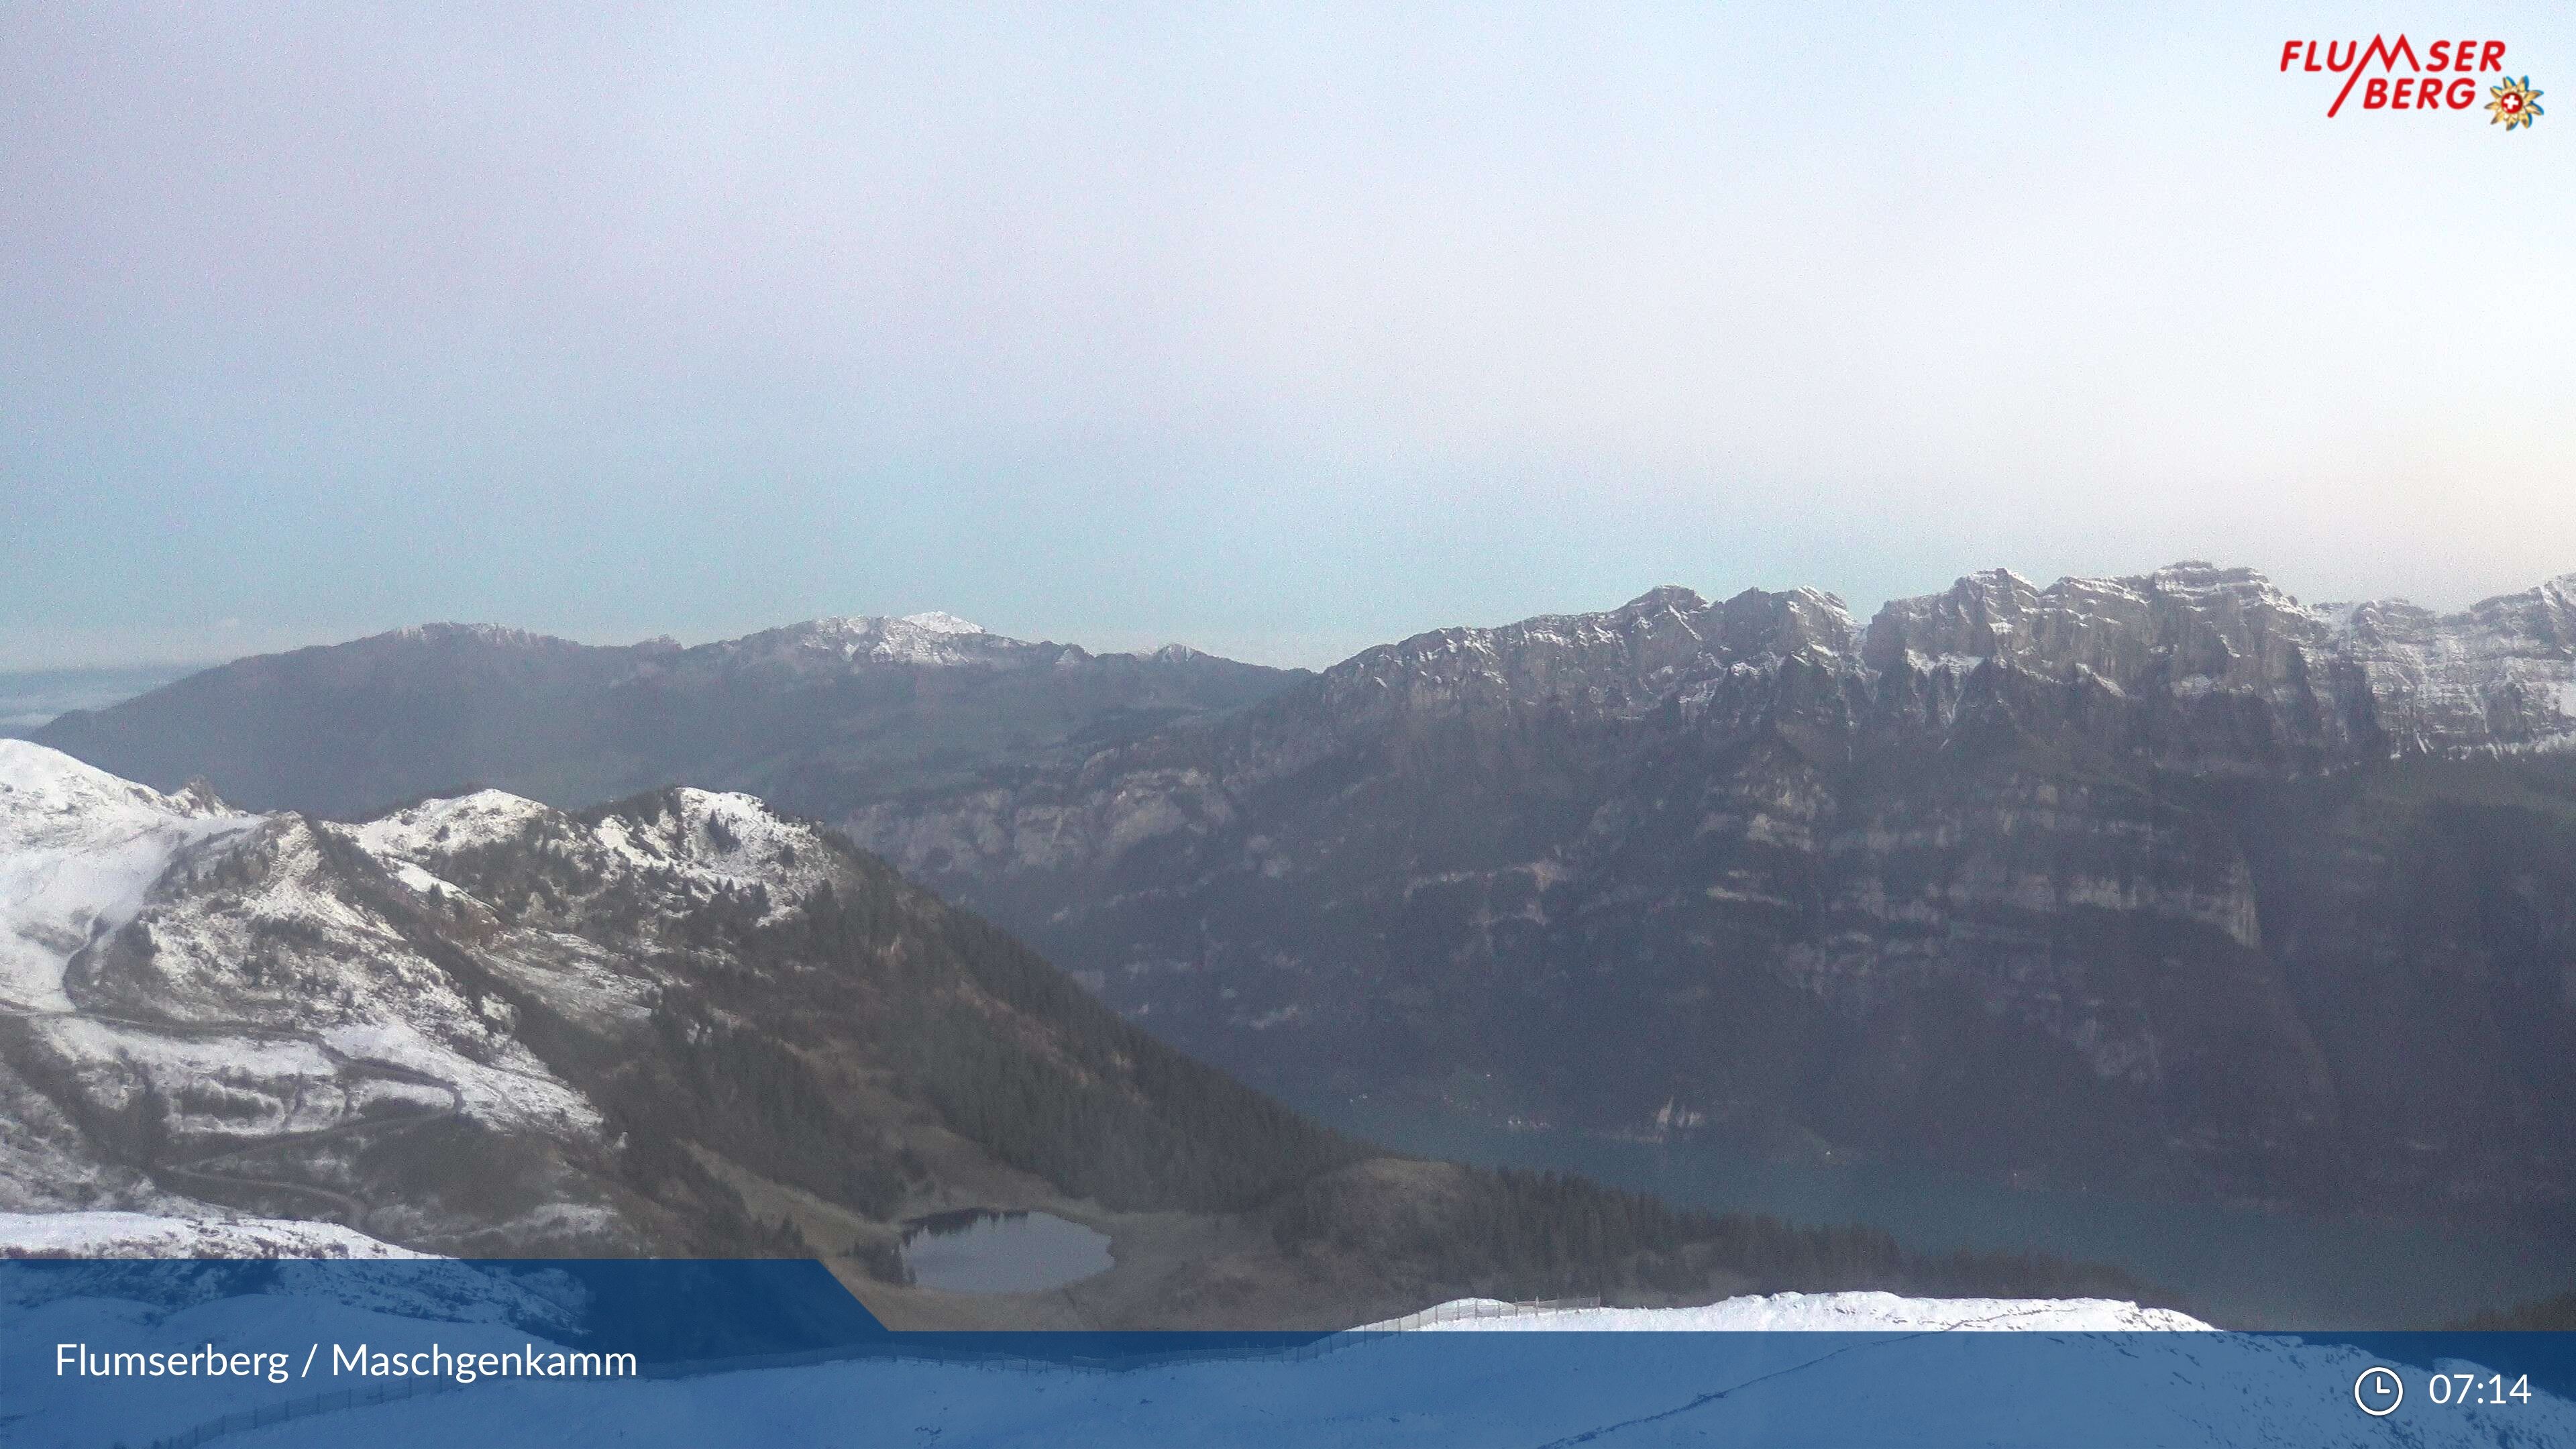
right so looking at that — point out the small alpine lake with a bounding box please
[898,1209,1114,1295]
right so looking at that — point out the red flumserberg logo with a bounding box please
[2279,36,2544,127]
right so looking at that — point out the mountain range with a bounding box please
[843,564,2576,1218]
[25,564,2576,1226]
[2,741,2150,1326]
[27,614,1299,821]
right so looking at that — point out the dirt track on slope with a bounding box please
[0,995,466,1234]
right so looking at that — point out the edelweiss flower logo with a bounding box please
[2486,75,2544,128]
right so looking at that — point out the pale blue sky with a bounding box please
[5,3,2571,668]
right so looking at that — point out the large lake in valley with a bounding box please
[1305,1097,2576,1330]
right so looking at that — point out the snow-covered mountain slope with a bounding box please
[0,743,991,1251]
[0,745,852,1245]
[10,740,1305,1263]
[1365,1291,2212,1332]
[0,1210,424,1259]
[0,739,255,1010]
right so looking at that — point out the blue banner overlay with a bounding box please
[4,1261,2571,1447]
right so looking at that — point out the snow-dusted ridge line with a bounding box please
[1308,561,2576,756]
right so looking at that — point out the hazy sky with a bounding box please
[5,3,2571,669]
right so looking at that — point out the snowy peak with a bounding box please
[382,623,571,649]
[1862,562,2326,682]
[586,788,838,906]
[1613,584,1709,614]
[0,739,229,844]
[2330,576,2576,750]
[1848,561,2576,755]
[1320,584,1862,722]
[0,752,888,1244]
[2137,559,2296,602]
[0,742,257,1010]
[664,612,1303,686]
[894,610,986,636]
[354,784,845,926]
[350,789,557,863]
[1710,585,1859,661]
[688,611,1067,676]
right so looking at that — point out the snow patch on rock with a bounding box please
[592,790,835,918]
[353,790,551,861]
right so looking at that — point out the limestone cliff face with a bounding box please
[851,565,2576,1214]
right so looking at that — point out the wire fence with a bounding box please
[1364,1296,1603,1334]
[140,1296,1605,1449]
[141,1377,464,1449]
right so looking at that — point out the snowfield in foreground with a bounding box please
[184,1318,2571,1449]
[0,1268,2555,1447]
[0,1211,427,1259]
[1364,1292,2213,1332]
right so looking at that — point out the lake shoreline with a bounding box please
[1299,1095,2576,1331]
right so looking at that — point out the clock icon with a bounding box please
[2355,1366,2404,1417]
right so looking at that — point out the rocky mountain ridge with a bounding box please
[30,613,1305,822]
[840,564,2576,1219]
[1304,563,2576,761]
[0,739,843,1245]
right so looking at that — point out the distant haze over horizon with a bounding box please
[7,5,2571,672]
